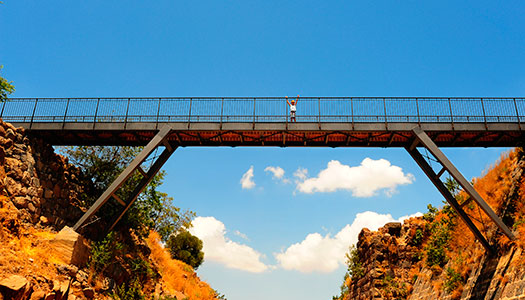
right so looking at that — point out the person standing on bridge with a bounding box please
[286,95,299,122]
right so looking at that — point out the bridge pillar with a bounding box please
[406,127,516,252]
[73,125,175,232]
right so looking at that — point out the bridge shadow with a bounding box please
[469,247,516,300]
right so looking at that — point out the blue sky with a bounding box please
[1,1,524,299]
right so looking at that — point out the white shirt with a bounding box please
[290,104,296,112]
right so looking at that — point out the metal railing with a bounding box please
[1,97,524,126]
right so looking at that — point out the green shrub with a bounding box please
[88,232,123,274]
[413,229,424,245]
[423,204,438,222]
[444,267,462,292]
[128,257,155,281]
[111,279,144,300]
[345,245,364,279]
[166,230,204,269]
[425,223,450,267]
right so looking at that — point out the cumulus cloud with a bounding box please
[265,166,285,179]
[240,166,256,189]
[189,216,268,273]
[274,211,422,273]
[296,158,414,197]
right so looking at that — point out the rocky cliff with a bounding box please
[336,148,525,300]
[0,121,219,300]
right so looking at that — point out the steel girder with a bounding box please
[73,125,176,231]
[406,127,516,252]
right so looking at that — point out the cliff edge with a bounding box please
[336,148,525,300]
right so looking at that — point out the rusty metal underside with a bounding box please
[26,130,524,148]
[18,123,524,148]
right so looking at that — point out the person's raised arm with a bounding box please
[286,96,291,107]
[295,95,300,104]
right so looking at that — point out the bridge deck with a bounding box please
[2,97,524,147]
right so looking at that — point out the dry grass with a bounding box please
[0,195,71,292]
[146,231,217,300]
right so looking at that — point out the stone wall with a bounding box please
[0,120,87,229]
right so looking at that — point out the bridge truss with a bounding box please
[3,97,524,251]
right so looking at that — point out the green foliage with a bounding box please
[111,279,145,300]
[413,228,424,246]
[61,146,193,240]
[166,230,204,269]
[127,257,155,281]
[335,242,365,300]
[444,177,461,196]
[412,250,424,262]
[379,274,409,300]
[345,244,364,279]
[444,267,462,293]
[88,232,123,274]
[424,214,453,267]
[0,66,15,102]
[423,204,438,222]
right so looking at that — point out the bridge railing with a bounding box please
[1,97,524,125]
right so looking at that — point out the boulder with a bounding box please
[383,222,402,237]
[12,196,29,209]
[6,177,21,196]
[50,226,90,267]
[0,275,32,300]
[30,290,46,300]
[0,137,13,150]
[82,287,95,299]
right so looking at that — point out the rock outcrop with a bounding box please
[337,148,525,300]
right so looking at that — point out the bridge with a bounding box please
[2,97,524,147]
[3,97,524,252]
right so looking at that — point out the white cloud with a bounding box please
[293,167,308,181]
[240,166,256,189]
[296,158,414,197]
[234,230,249,241]
[265,166,285,179]
[265,166,291,184]
[274,211,422,273]
[189,216,268,273]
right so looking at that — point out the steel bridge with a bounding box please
[3,97,524,252]
[2,97,524,147]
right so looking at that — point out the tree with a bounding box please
[61,146,193,240]
[444,176,461,197]
[166,230,204,270]
[0,66,15,102]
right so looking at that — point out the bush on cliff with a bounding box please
[0,65,15,102]
[166,230,204,270]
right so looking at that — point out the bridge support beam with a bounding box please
[406,127,515,252]
[73,125,175,232]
